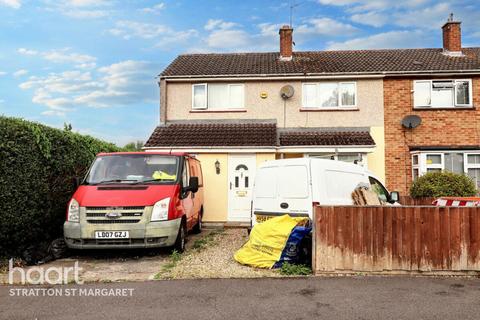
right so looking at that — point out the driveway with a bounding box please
[1,230,213,284]
[2,277,480,319]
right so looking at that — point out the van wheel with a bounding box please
[192,211,202,234]
[173,222,186,253]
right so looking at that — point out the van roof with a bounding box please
[260,157,373,175]
[97,151,190,157]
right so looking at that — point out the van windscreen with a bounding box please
[85,155,179,185]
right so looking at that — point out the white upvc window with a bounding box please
[413,79,473,108]
[302,82,357,109]
[412,151,480,188]
[191,83,244,110]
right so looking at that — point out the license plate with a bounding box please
[95,231,129,239]
[255,215,275,223]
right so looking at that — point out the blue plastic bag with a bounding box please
[273,226,312,268]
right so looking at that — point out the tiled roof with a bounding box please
[145,121,277,147]
[279,129,375,146]
[145,121,375,148]
[160,48,480,77]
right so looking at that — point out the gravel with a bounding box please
[166,228,280,279]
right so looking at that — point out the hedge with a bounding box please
[410,171,477,198]
[0,116,120,258]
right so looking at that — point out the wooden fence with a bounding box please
[399,196,435,206]
[313,206,480,274]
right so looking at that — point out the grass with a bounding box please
[279,262,312,276]
[154,250,183,279]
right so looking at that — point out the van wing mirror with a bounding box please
[187,176,199,193]
[389,191,400,203]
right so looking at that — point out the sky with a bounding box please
[1,0,479,146]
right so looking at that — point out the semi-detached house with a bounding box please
[145,17,480,225]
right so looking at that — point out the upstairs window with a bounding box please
[302,82,356,109]
[192,83,244,110]
[413,79,472,108]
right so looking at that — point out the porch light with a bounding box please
[215,160,221,175]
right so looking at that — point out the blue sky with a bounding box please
[1,0,479,146]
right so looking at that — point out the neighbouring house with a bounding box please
[145,16,480,224]
[383,18,480,194]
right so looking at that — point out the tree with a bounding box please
[123,141,144,151]
[63,123,72,131]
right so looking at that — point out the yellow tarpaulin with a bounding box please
[234,215,308,269]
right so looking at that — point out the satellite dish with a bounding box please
[401,115,422,129]
[280,85,294,99]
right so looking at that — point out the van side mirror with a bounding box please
[73,176,82,189]
[186,176,199,193]
[389,191,400,203]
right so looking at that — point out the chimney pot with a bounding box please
[279,25,293,61]
[442,15,462,56]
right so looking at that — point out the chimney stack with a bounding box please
[442,13,462,56]
[279,25,293,61]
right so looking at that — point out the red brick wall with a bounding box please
[384,77,480,194]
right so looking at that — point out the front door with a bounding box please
[227,154,256,222]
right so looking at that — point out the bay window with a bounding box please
[412,151,480,188]
[413,79,472,108]
[192,83,244,110]
[302,82,356,109]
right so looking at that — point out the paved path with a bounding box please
[2,276,480,320]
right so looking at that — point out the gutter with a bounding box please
[160,70,480,81]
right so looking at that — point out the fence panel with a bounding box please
[314,205,480,274]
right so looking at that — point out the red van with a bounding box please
[64,152,204,252]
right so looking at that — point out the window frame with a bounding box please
[191,83,245,111]
[192,83,207,110]
[302,81,357,109]
[413,79,473,109]
[411,151,480,189]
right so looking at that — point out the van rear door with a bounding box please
[253,162,312,222]
[276,163,311,217]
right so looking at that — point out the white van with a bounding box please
[251,158,399,225]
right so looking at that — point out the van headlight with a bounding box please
[67,198,80,222]
[151,198,170,222]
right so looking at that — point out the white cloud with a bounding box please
[204,19,238,31]
[350,11,388,27]
[326,30,427,50]
[17,48,38,55]
[16,47,97,69]
[206,29,251,49]
[141,2,165,13]
[297,18,358,36]
[393,3,451,29]
[0,99,4,104]
[0,0,21,9]
[13,69,28,77]
[19,60,158,115]
[43,0,111,19]
[0,71,7,76]
[318,0,429,12]
[108,20,198,48]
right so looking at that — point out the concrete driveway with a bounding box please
[2,276,480,320]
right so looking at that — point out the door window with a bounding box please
[369,177,389,203]
[182,159,190,187]
[234,164,249,189]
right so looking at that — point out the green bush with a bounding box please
[0,116,120,258]
[410,171,477,198]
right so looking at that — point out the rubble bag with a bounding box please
[273,225,312,268]
[234,215,308,268]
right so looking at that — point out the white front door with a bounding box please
[227,154,257,222]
